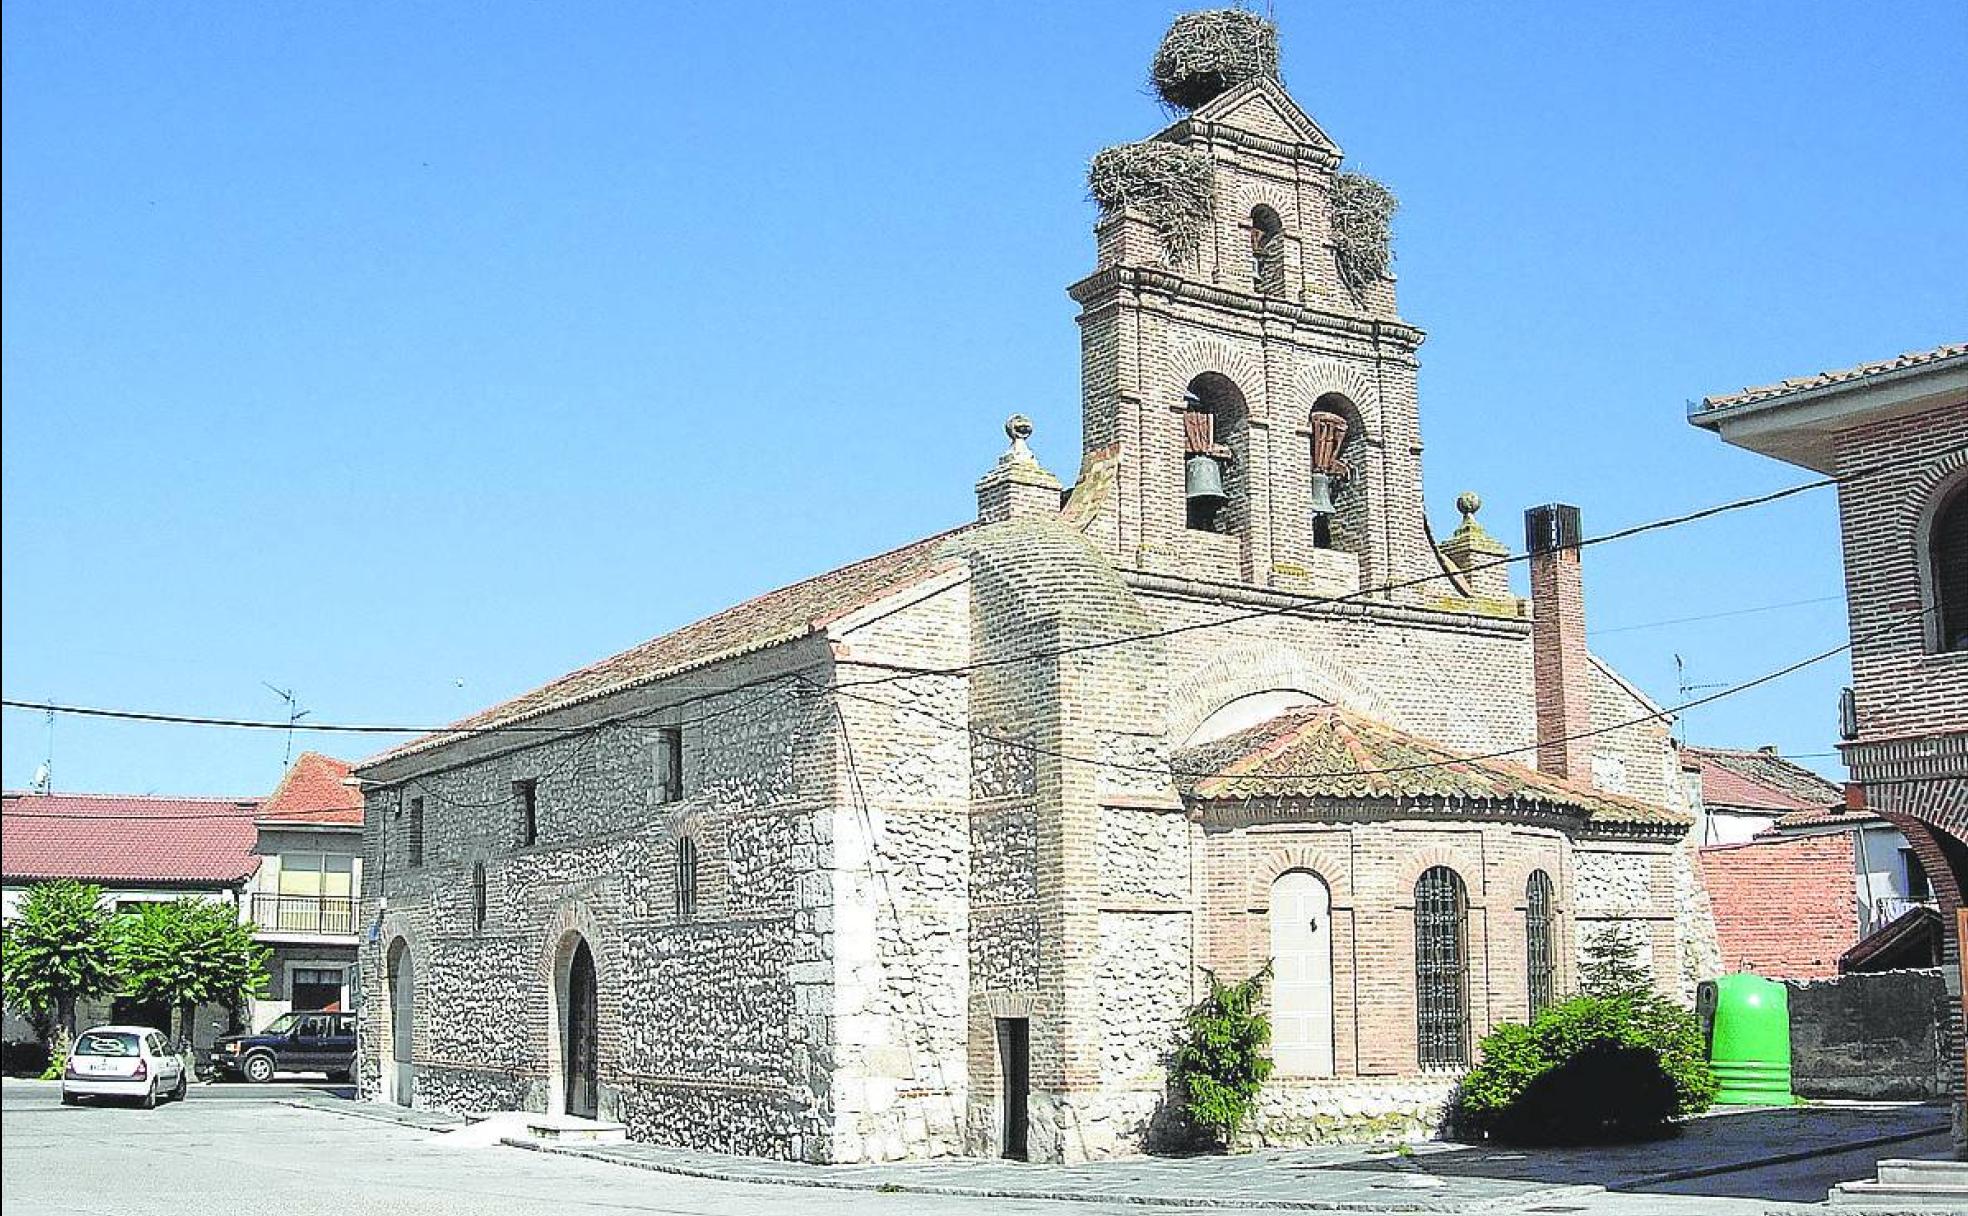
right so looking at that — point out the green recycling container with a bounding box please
[1696,973,1796,1106]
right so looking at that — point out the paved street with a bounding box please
[1,1079,1952,1214]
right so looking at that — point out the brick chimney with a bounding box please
[1526,503,1592,782]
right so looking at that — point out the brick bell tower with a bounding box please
[1069,10,1436,601]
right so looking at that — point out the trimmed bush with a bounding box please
[1456,993,1718,1144]
[1171,967,1274,1147]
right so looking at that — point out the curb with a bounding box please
[289,1096,466,1133]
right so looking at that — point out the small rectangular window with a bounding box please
[656,729,684,804]
[408,797,425,868]
[515,779,538,847]
[1904,848,1934,900]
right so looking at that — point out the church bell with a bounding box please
[1185,452,1227,506]
[1308,470,1338,517]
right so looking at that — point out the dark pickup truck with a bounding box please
[210,1010,355,1082]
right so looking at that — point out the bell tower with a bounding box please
[1069,10,1436,601]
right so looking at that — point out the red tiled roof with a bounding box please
[1683,746,1841,814]
[1,792,262,886]
[368,524,975,766]
[1699,834,1858,979]
[258,753,363,826]
[1698,342,1968,412]
[1174,706,1687,827]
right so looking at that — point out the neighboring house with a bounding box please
[1690,339,1967,1139]
[0,753,367,1049]
[247,752,365,1023]
[1685,744,1927,938]
[1699,833,1858,979]
[351,14,1717,1164]
[1,791,262,1051]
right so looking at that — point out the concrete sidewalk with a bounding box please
[301,1095,1949,1212]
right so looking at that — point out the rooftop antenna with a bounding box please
[1672,653,1728,744]
[30,706,53,793]
[263,682,310,769]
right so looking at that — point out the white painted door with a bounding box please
[1270,870,1334,1076]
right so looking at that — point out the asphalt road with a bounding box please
[1,1079,1945,1214]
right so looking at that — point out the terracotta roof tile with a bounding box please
[1174,706,1686,827]
[1684,746,1841,813]
[1698,342,1968,412]
[368,524,975,766]
[258,752,363,826]
[1,793,261,885]
[1699,834,1859,978]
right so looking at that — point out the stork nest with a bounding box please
[1151,9,1280,110]
[1088,142,1216,266]
[1330,172,1398,295]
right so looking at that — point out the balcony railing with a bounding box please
[252,893,357,936]
[1871,895,1937,927]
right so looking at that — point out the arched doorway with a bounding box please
[561,938,598,1119]
[1269,869,1334,1076]
[386,938,415,1106]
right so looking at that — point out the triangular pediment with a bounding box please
[1186,77,1341,158]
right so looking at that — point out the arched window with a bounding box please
[1931,478,1967,653]
[1249,205,1285,295]
[1525,870,1556,1017]
[1182,373,1250,534]
[1414,865,1469,1068]
[1308,392,1365,552]
[675,836,699,921]
[471,862,487,932]
[1269,869,1334,1076]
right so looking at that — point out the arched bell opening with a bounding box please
[1183,373,1251,536]
[1307,392,1368,554]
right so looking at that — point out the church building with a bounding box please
[354,10,1717,1163]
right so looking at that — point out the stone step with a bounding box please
[1828,1178,1968,1208]
[521,1114,626,1145]
[1878,1159,1968,1187]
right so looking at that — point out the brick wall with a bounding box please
[1698,833,1859,978]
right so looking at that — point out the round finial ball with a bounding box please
[1151,9,1281,111]
[1456,491,1483,519]
[1006,414,1035,442]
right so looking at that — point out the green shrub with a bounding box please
[1170,967,1274,1147]
[1456,993,1717,1144]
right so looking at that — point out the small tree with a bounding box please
[1171,966,1274,1148]
[0,881,123,1056]
[1578,924,1654,999]
[118,900,269,1051]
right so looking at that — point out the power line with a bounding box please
[1588,595,1844,637]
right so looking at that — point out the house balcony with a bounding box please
[251,894,358,941]
[1871,895,1937,928]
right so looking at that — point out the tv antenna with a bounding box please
[263,682,310,768]
[1671,654,1728,743]
[30,705,54,793]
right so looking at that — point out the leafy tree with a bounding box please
[0,881,122,1052]
[117,899,269,1049]
[1170,966,1274,1147]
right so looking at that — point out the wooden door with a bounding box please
[566,940,599,1120]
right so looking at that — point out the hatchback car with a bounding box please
[62,1026,188,1108]
[210,1010,355,1082]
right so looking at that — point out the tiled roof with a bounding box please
[1773,806,1873,831]
[369,524,975,766]
[1698,342,1968,412]
[259,753,363,826]
[1699,834,1859,979]
[1684,746,1841,814]
[1173,706,1686,827]
[1,792,262,886]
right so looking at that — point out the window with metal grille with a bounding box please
[407,797,425,868]
[675,836,698,920]
[471,862,487,931]
[514,778,538,848]
[1525,870,1556,1017]
[1414,865,1469,1068]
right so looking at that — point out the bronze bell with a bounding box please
[1308,470,1338,517]
[1185,452,1227,505]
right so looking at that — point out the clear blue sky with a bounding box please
[4,2,1964,796]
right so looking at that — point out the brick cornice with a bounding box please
[1161,116,1344,171]
[1067,266,1426,352]
[1125,570,1532,639]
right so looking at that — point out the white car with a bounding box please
[61,1026,188,1108]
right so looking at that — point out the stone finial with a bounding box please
[1456,490,1482,522]
[1437,488,1513,605]
[977,414,1061,524]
